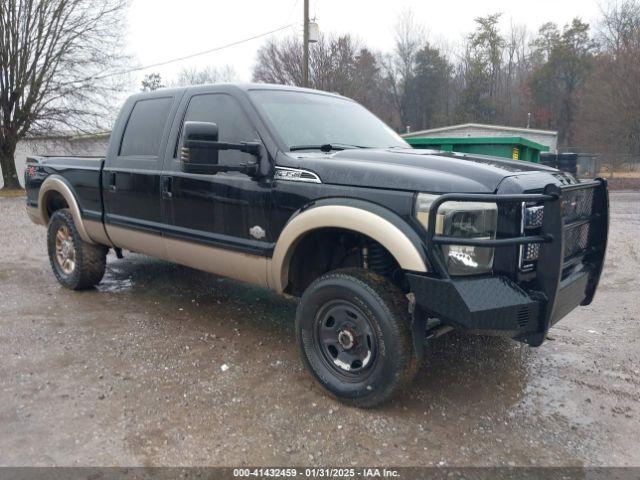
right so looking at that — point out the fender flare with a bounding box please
[270,202,428,292]
[38,175,96,244]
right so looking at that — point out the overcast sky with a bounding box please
[125,0,604,91]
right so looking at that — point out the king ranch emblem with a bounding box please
[249,225,266,240]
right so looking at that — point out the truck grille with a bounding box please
[562,187,594,224]
[564,223,590,258]
[561,184,597,267]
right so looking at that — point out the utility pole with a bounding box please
[302,0,309,87]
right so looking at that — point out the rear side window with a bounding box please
[119,97,172,157]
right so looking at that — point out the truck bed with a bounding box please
[25,155,105,226]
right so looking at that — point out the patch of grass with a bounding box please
[608,178,640,190]
[597,170,640,179]
[0,188,26,198]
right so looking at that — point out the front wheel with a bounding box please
[47,209,107,290]
[296,268,418,407]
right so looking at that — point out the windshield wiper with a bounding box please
[289,143,366,152]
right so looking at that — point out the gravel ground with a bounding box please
[0,192,638,467]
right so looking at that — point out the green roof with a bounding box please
[405,136,549,152]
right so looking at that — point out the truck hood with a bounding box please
[289,148,565,193]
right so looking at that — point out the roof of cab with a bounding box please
[129,83,345,101]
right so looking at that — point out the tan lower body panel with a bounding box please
[27,203,112,248]
[85,220,113,247]
[29,202,113,247]
[106,225,269,288]
[106,225,168,260]
[26,205,44,225]
[164,237,269,288]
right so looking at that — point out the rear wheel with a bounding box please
[47,209,107,290]
[296,268,418,407]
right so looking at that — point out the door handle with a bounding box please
[161,176,172,199]
[107,171,117,192]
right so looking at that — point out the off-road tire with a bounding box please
[47,209,107,290]
[296,268,419,407]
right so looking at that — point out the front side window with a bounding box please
[119,97,172,157]
[179,93,256,166]
[249,90,408,151]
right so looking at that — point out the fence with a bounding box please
[573,153,640,189]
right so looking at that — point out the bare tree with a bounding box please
[577,0,640,164]
[502,22,532,126]
[252,36,304,86]
[253,33,361,93]
[252,33,397,128]
[597,0,640,54]
[141,73,164,92]
[384,8,426,130]
[0,0,129,189]
[173,65,238,86]
[250,4,637,153]
[392,8,425,82]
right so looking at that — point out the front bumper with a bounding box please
[410,179,608,346]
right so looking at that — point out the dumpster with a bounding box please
[558,153,579,177]
[540,152,579,177]
[540,152,558,168]
[405,136,549,163]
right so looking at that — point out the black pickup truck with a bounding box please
[25,84,609,407]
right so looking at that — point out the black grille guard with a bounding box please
[419,178,609,343]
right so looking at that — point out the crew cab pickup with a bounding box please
[25,84,609,407]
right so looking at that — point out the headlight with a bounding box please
[519,203,544,272]
[415,193,498,276]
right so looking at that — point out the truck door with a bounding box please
[102,93,180,259]
[159,92,274,285]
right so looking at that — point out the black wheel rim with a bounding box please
[313,300,378,379]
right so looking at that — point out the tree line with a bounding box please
[2,0,639,189]
[253,2,640,163]
[140,65,238,92]
[1,0,129,189]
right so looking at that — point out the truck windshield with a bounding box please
[249,90,409,151]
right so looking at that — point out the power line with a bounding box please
[85,23,296,82]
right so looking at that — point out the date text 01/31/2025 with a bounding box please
[232,468,400,477]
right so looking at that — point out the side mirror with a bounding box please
[181,121,220,174]
[180,121,266,177]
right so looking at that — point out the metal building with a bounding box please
[403,123,558,153]
[1,132,110,189]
